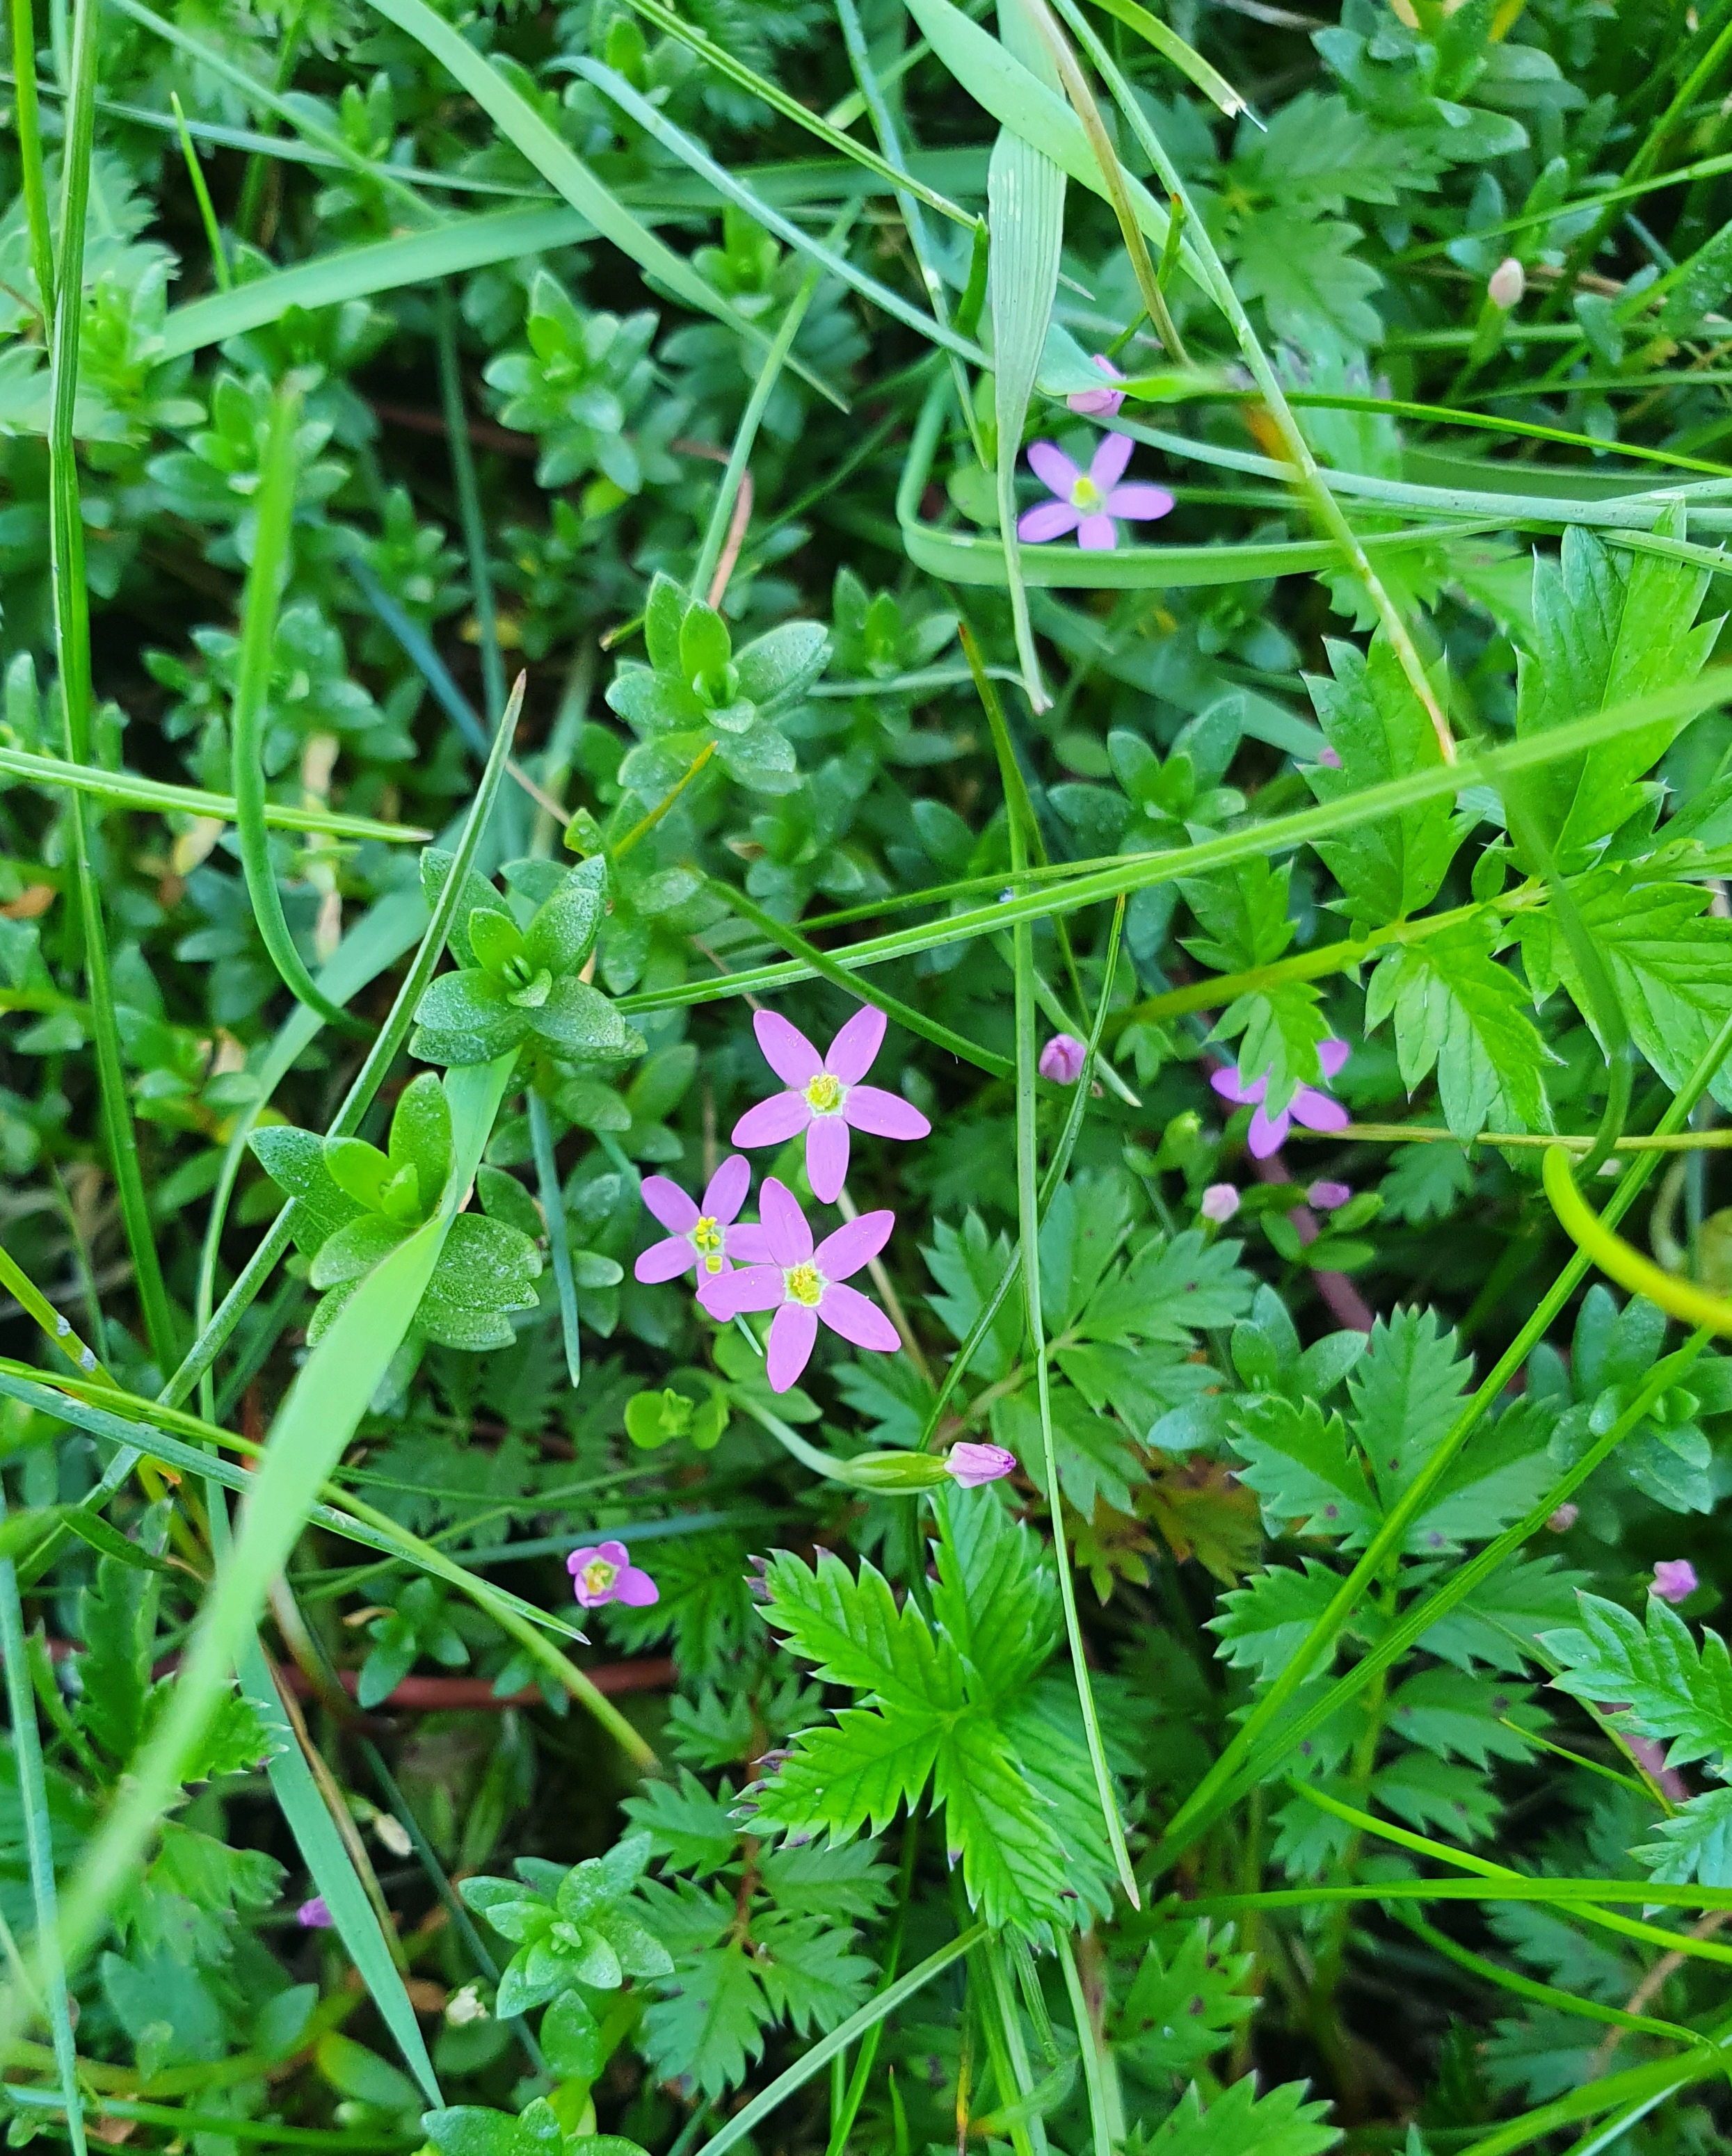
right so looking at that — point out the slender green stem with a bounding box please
[169,90,228,288]
[529,1092,581,1389]
[0,1497,87,2156]
[435,287,504,730]
[1055,1936,1112,2156]
[8,0,55,321]
[46,0,177,1371]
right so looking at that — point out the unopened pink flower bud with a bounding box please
[1488,257,1525,309]
[1200,1182,1240,1224]
[1651,1559,1699,1605]
[1307,1180,1352,1211]
[1068,354,1126,417]
[945,1442,1018,1489]
[1039,1034,1087,1084]
[1546,1503,1578,1533]
[297,1897,335,1929]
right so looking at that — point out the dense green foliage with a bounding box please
[5,0,1732,2153]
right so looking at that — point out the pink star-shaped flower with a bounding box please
[634,1154,769,1287]
[702,1178,899,1392]
[1017,432,1173,552]
[1210,1039,1350,1159]
[731,1006,930,1204]
[568,1539,659,1609]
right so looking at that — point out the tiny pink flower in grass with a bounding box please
[1018,433,1174,552]
[634,1153,769,1288]
[1039,1033,1087,1084]
[1200,1183,1240,1224]
[1651,1559,1699,1606]
[1067,355,1126,417]
[568,1540,659,1609]
[703,1178,899,1392]
[945,1442,1017,1488]
[297,1897,334,1929]
[1307,1180,1352,1212]
[1211,1038,1351,1160]
[1546,1503,1579,1533]
[732,1005,930,1204]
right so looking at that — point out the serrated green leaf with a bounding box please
[1366,916,1550,1139]
[1126,2077,1340,2156]
[1541,1591,1732,1769]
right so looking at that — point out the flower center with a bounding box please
[579,1559,616,1598]
[691,1215,725,1272]
[804,1072,845,1115]
[1071,476,1103,511]
[785,1261,826,1308]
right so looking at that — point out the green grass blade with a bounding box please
[0,744,430,839]
[1078,0,1248,118]
[364,0,837,401]
[0,1495,88,2156]
[529,1091,581,1391]
[575,61,975,373]
[8,0,55,321]
[161,208,584,361]
[230,380,367,1036]
[236,1643,442,2102]
[435,286,506,732]
[11,1053,518,2024]
[696,1927,986,2156]
[47,0,176,1371]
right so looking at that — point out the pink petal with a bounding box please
[597,1540,630,1566]
[1103,484,1173,522]
[1317,1038,1351,1079]
[1076,514,1117,551]
[815,1209,895,1282]
[726,1223,773,1264]
[1247,1104,1290,1159]
[613,1567,659,1607]
[766,1302,818,1392]
[818,1280,899,1353]
[640,1175,698,1234]
[1089,431,1133,492]
[1210,1065,1265,1108]
[806,1113,852,1204]
[566,1547,599,1575]
[759,1177,813,1266]
[1027,441,1081,496]
[634,1235,696,1285]
[702,1153,751,1225]
[732,1091,811,1149]
[703,1263,785,1317]
[1018,500,1082,543]
[826,1004,885,1086]
[842,1086,931,1142]
[754,1008,824,1088]
[1291,1086,1350,1135]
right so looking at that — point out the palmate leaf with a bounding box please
[1365,915,1551,1139]
[1540,1592,1732,1769]
[1115,1920,1256,2080]
[1127,2077,1340,2156]
[756,1550,968,1712]
[929,1486,1059,1703]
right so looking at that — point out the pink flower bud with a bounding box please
[1651,1559,1699,1605]
[297,1897,335,1929]
[1068,354,1127,417]
[1546,1503,1578,1533]
[1039,1034,1087,1084]
[1200,1182,1241,1224]
[945,1442,1018,1489]
[1488,257,1525,310]
[1307,1180,1352,1211]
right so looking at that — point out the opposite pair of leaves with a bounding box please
[252,1073,542,1351]
[411,850,642,1069]
[459,1831,673,2017]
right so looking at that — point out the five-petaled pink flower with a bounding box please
[1068,354,1126,417]
[703,1179,899,1392]
[1651,1559,1699,1606]
[1211,1039,1350,1159]
[732,1006,930,1204]
[634,1155,769,1289]
[568,1540,659,1609]
[945,1442,1017,1488]
[1018,433,1173,552]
